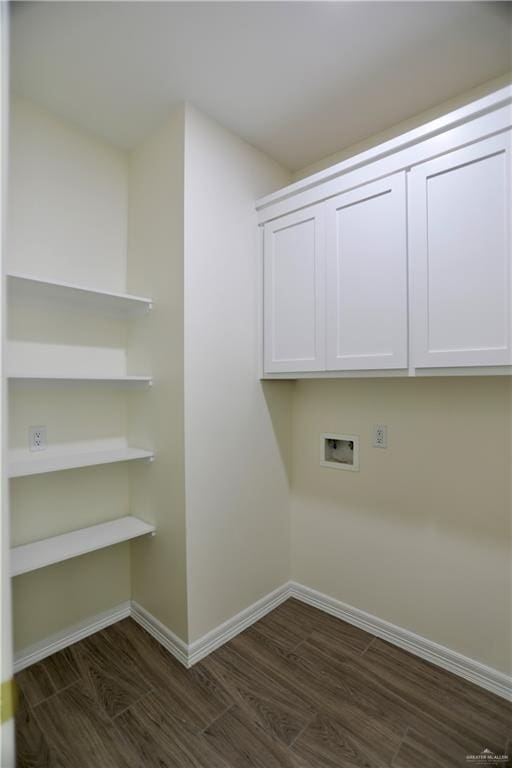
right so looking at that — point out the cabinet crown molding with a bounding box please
[256,85,512,225]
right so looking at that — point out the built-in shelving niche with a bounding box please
[7,271,156,574]
[11,517,156,577]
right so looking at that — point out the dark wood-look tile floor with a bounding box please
[15,599,512,768]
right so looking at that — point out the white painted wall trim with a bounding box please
[256,101,511,225]
[13,600,131,672]
[289,582,512,702]
[132,584,291,668]
[13,585,291,673]
[261,366,512,380]
[130,600,189,668]
[13,584,511,702]
[187,582,291,666]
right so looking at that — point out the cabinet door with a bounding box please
[409,132,511,368]
[263,204,325,373]
[325,173,407,370]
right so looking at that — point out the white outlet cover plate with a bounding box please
[373,424,388,449]
[29,425,47,452]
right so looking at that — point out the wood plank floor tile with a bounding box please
[31,682,137,768]
[15,663,55,707]
[283,600,374,655]
[113,690,231,768]
[65,636,151,720]
[392,731,457,768]
[41,647,79,692]
[391,726,511,768]
[291,710,400,768]
[285,632,506,760]
[232,623,407,743]
[249,612,309,652]
[110,618,233,731]
[227,624,323,702]
[366,638,512,737]
[360,639,509,749]
[248,598,330,651]
[265,599,321,634]
[14,598,511,768]
[202,641,313,746]
[203,704,306,768]
[231,622,302,668]
[305,622,374,660]
[15,690,65,768]
[293,638,417,737]
[305,663,407,743]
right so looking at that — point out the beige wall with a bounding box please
[7,98,127,290]
[183,104,293,641]
[8,98,132,651]
[290,377,511,674]
[127,107,188,640]
[13,545,130,650]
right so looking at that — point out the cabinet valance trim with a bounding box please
[256,85,512,225]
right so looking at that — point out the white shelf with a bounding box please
[8,374,152,384]
[8,446,154,478]
[11,516,155,576]
[7,272,152,314]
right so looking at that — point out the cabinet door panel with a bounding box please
[409,132,511,367]
[325,173,407,370]
[263,205,325,373]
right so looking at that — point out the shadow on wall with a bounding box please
[261,380,294,486]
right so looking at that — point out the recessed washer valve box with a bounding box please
[320,433,359,471]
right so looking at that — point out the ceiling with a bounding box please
[10,1,512,171]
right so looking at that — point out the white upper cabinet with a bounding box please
[325,173,407,370]
[409,132,511,368]
[257,86,512,377]
[263,204,325,373]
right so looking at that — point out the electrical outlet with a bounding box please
[373,424,387,449]
[29,426,47,452]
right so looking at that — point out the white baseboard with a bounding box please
[130,600,189,668]
[187,582,291,666]
[14,600,131,673]
[13,584,289,674]
[289,581,512,702]
[13,582,511,702]
[131,583,291,669]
